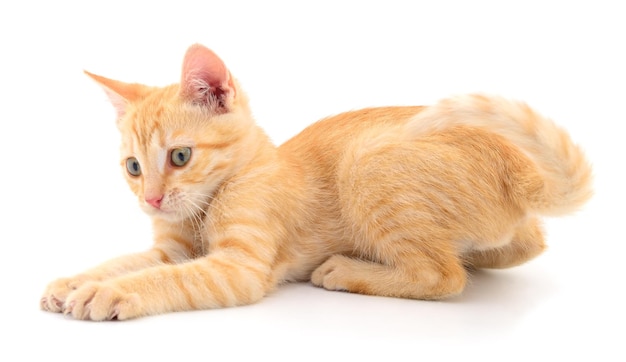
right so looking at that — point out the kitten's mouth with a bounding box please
[144,204,173,216]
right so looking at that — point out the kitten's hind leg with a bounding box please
[318,140,471,300]
[311,242,467,300]
[463,216,546,269]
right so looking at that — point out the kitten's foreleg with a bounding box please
[40,236,194,313]
[62,250,271,320]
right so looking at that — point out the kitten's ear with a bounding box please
[180,44,236,113]
[84,71,147,119]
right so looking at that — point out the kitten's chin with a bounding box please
[140,205,186,222]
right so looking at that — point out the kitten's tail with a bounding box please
[405,94,593,216]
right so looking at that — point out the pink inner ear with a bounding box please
[101,87,129,119]
[180,44,235,107]
[84,71,143,119]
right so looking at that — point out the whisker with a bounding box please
[184,195,212,255]
[176,189,226,256]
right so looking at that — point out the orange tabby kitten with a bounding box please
[41,44,592,320]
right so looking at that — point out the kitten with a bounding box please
[41,44,592,320]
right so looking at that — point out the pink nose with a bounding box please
[146,195,163,209]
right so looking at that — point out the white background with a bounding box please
[1,1,624,360]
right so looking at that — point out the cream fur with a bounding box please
[41,44,593,320]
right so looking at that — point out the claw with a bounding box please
[109,308,119,321]
[63,300,74,316]
[52,296,63,309]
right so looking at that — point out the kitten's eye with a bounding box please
[170,147,192,167]
[126,157,141,176]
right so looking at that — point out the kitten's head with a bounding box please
[86,44,260,222]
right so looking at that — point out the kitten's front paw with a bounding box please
[41,275,92,313]
[65,281,143,321]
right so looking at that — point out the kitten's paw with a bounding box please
[311,255,350,292]
[65,281,143,321]
[41,275,92,313]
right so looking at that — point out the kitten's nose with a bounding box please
[146,195,163,209]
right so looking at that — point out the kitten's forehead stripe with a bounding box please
[146,120,160,144]
[131,122,143,146]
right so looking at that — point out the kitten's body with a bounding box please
[41,45,592,320]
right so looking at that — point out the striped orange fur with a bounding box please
[41,44,593,320]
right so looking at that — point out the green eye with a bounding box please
[126,157,141,176]
[171,147,192,167]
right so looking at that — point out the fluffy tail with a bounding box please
[405,94,593,216]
